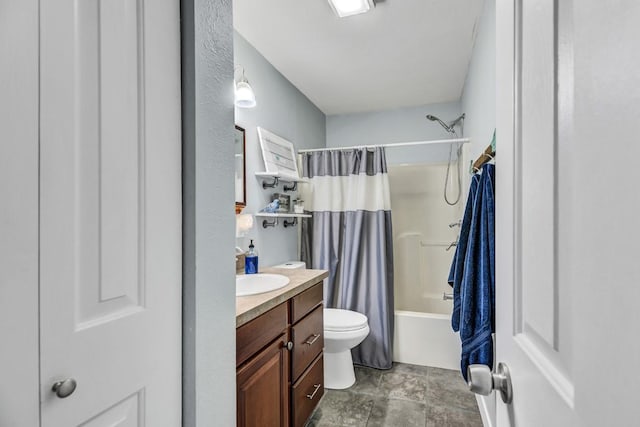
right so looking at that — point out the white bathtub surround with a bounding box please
[388,163,465,371]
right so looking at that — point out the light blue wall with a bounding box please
[182,0,236,425]
[234,32,326,267]
[326,101,464,164]
[461,0,496,160]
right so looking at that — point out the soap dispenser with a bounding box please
[245,240,259,274]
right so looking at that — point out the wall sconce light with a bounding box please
[234,66,257,108]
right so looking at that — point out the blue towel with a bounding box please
[448,174,481,332]
[458,163,495,381]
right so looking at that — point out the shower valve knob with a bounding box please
[467,363,513,404]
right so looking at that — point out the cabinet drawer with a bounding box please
[291,282,323,324]
[237,302,288,367]
[291,355,324,427]
[291,305,323,381]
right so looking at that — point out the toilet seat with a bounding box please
[324,308,368,332]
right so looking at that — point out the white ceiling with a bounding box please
[233,0,484,115]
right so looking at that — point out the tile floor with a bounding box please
[306,363,483,427]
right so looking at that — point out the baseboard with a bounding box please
[476,394,496,427]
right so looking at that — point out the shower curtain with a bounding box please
[300,147,394,369]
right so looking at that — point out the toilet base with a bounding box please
[323,350,356,390]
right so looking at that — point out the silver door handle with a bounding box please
[467,362,513,404]
[52,378,77,398]
[443,293,454,300]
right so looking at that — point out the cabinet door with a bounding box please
[237,334,290,427]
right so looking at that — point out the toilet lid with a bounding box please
[324,308,368,332]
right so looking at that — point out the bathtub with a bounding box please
[393,297,461,371]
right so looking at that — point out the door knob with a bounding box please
[467,362,513,404]
[52,378,77,398]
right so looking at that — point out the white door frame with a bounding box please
[0,0,40,424]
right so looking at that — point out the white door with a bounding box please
[39,0,182,425]
[493,0,640,426]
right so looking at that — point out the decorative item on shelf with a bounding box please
[272,193,291,213]
[257,127,300,182]
[259,199,280,213]
[293,199,305,214]
[234,66,256,108]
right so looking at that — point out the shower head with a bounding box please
[425,114,456,134]
[425,113,465,135]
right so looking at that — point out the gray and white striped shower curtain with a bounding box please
[300,147,394,369]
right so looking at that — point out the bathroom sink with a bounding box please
[236,274,290,296]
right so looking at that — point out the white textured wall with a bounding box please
[234,32,326,267]
[182,0,236,426]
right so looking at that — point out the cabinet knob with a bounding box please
[52,378,77,398]
[284,341,293,351]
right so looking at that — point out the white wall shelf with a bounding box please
[254,212,311,228]
[255,172,308,191]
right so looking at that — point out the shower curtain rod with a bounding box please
[297,137,470,154]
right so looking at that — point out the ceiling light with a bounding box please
[328,0,375,18]
[234,66,257,108]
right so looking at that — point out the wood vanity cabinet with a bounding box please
[236,282,324,427]
[237,303,290,427]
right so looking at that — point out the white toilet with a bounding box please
[323,308,370,390]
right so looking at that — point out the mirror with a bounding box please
[235,125,246,213]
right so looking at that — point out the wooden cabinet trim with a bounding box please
[237,302,288,367]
